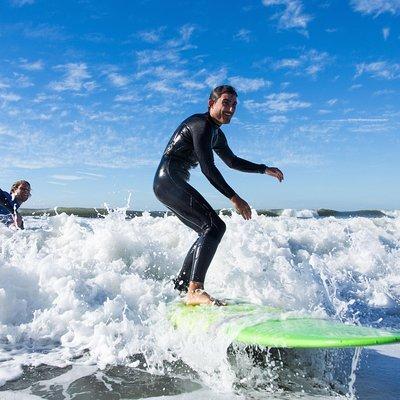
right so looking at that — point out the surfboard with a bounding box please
[168,302,400,348]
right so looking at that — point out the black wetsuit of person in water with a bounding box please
[153,85,284,305]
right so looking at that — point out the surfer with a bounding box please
[0,180,31,229]
[153,85,284,305]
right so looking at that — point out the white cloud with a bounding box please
[11,0,35,7]
[166,24,196,48]
[136,66,186,80]
[228,76,271,93]
[114,93,138,102]
[328,118,388,123]
[272,49,332,77]
[137,28,164,43]
[262,0,312,31]
[234,29,251,42]
[78,172,105,179]
[136,49,182,66]
[313,117,392,134]
[19,59,44,71]
[273,58,301,69]
[355,61,400,80]
[34,113,52,121]
[327,98,338,106]
[205,68,228,88]
[277,151,323,166]
[82,81,97,91]
[146,80,179,94]
[14,73,33,88]
[48,181,68,186]
[79,109,133,122]
[374,89,395,95]
[6,159,59,169]
[383,27,390,40]
[179,24,195,42]
[0,124,11,137]
[108,72,130,87]
[0,118,162,171]
[84,33,112,44]
[181,80,206,90]
[244,92,311,113]
[0,92,21,102]
[51,175,83,181]
[33,93,60,103]
[269,115,288,123]
[50,63,94,92]
[349,83,362,90]
[266,92,311,112]
[350,0,400,16]
[305,64,322,76]
[23,23,69,41]
[133,26,203,102]
[136,25,197,67]
[293,117,394,139]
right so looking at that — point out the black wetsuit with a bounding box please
[0,189,20,227]
[153,112,267,292]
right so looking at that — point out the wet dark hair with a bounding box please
[10,180,31,193]
[209,85,238,102]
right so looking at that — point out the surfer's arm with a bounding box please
[0,190,24,229]
[0,190,15,213]
[13,212,24,229]
[214,130,267,173]
[215,131,284,182]
[0,189,10,204]
[191,122,236,199]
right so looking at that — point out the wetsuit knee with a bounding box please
[204,216,226,242]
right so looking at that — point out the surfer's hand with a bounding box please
[13,213,24,229]
[265,167,284,182]
[231,195,252,220]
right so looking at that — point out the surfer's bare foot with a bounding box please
[185,282,226,306]
[186,289,213,305]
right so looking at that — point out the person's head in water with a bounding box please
[208,85,238,125]
[10,180,31,204]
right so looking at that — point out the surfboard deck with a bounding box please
[168,301,400,348]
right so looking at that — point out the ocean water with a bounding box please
[0,209,399,399]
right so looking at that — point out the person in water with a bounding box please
[153,85,284,305]
[0,180,31,229]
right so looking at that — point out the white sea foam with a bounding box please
[280,208,318,218]
[0,209,399,396]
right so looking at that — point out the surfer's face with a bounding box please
[13,182,31,203]
[209,93,237,125]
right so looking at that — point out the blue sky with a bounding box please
[0,0,399,210]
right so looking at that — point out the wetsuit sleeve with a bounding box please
[0,190,13,213]
[190,121,236,199]
[0,189,7,202]
[17,212,24,230]
[214,130,268,173]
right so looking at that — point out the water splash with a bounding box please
[0,209,399,397]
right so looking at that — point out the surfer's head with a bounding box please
[11,180,31,203]
[208,85,237,125]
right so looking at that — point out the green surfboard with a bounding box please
[168,302,400,348]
